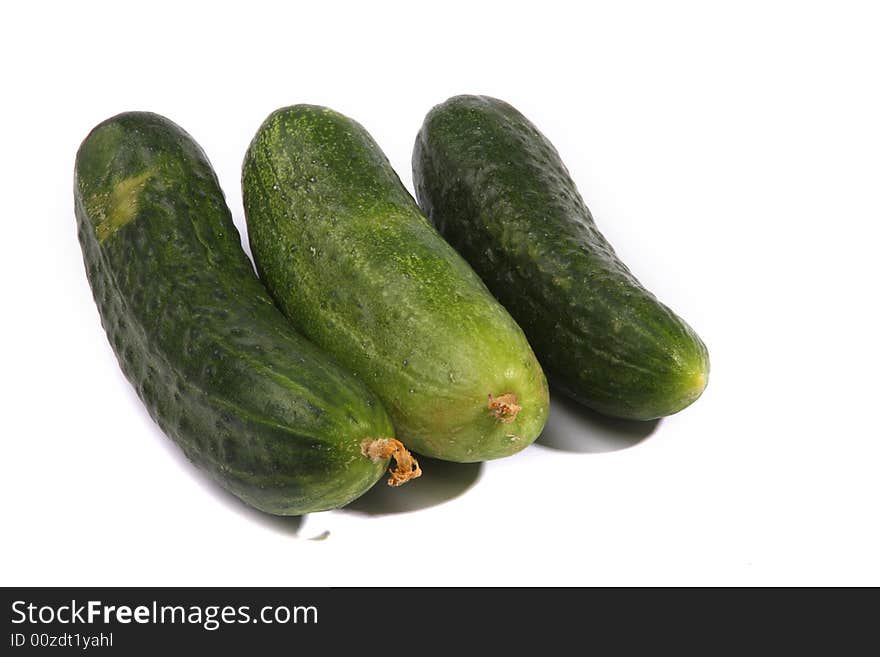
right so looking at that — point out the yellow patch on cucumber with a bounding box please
[90,169,155,243]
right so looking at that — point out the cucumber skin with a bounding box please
[242,105,549,462]
[413,95,709,420]
[74,112,394,515]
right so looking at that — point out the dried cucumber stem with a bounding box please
[362,438,422,487]
[488,393,521,423]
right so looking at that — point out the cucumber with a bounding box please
[413,95,709,420]
[74,111,418,516]
[242,105,549,462]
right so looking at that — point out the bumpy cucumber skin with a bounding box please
[413,95,709,420]
[242,105,549,462]
[74,112,394,515]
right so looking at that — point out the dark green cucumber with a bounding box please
[413,95,709,420]
[74,111,414,516]
[242,105,549,462]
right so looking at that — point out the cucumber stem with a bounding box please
[362,438,422,487]
[488,393,521,423]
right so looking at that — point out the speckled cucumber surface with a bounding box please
[242,105,549,462]
[413,95,709,420]
[75,111,418,516]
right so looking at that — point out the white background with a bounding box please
[2,1,878,586]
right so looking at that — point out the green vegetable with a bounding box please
[242,105,549,462]
[75,111,418,516]
[413,95,709,420]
